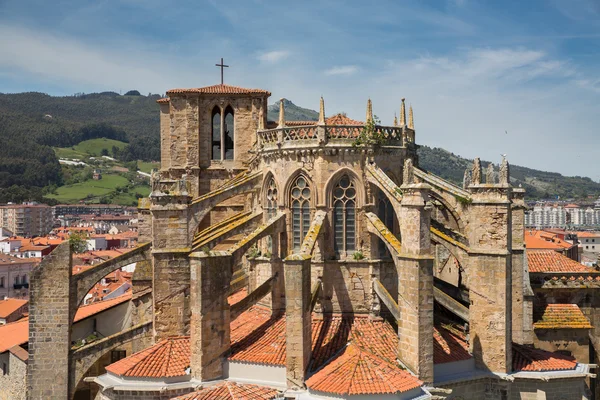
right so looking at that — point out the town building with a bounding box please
[525,199,600,229]
[25,83,595,400]
[0,203,53,237]
[0,255,37,300]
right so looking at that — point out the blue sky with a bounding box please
[1,0,599,177]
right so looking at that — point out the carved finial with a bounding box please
[400,98,406,126]
[278,98,286,128]
[499,156,510,185]
[403,158,414,185]
[150,168,160,193]
[408,105,414,129]
[393,113,398,127]
[472,158,481,184]
[486,163,495,184]
[318,96,325,125]
[463,168,471,189]
[366,98,373,123]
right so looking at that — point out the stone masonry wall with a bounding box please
[0,352,26,400]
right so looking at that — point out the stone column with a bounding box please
[27,242,73,400]
[511,187,534,345]
[189,253,232,381]
[284,256,312,389]
[150,190,194,339]
[467,186,513,373]
[271,233,286,315]
[397,183,434,384]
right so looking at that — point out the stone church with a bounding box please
[25,81,595,400]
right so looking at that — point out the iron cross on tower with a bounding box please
[216,57,229,85]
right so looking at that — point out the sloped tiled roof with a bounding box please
[106,336,190,378]
[533,304,592,329]
[306,344,421,395]
[0,318,28,353]
[433,325,472,364]
[9,345,28,362]
[156,97,170,104]
[74,292,131,322]
[227,288,247,307]
[512,343,577,372]
[528,250,595,273]
[325,113,363,125]
[171,381,278,400]
[167,84,271,96]
[525,231,574,251]
[0,299,27,319]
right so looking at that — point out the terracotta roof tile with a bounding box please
[306,344,421,395]
[156,97,170,104]
[227,288,247,307]
[325,113,363,125]
[528,250,595,273]
[433,325,472,364]
[512,343,577,372]
[0,299,28,319]
[533,304,592,329]
[0,318,28,353]
[525,231,574,251]
[106,336,190,378]
[8,345,28,362]
[171,381,278,400]
[74,292,131,322]
[167,84,271,96]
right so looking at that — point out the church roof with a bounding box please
[325,113,363,125]
[171,381,278,400]
[166,84,271,96]
[533,304,592,329]
[512,343,577,372]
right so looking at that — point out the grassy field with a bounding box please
[137,161,160,173]
[54,138,128,159]
[46,174,129,203]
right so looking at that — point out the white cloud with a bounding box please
[257,50,290,63]
[324,65,358,76]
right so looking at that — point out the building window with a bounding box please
[0,277,4,288]
[333,175,356,256]
[14,276,19,285]
[265,177,278,219]
[211,106,235,161]
[290,176,311,250]
[22,275,27,284]
[377,191,395,258]
[111,350,127,363]
[224,106,234,160]
[2,362,7,375]
[211,107,221,160]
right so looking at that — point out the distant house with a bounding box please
[93,169,102,180]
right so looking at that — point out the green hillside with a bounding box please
[267,99,319,122]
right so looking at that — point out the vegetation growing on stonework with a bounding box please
[353,115,386,147]
[247,244,261,259]
[353,250,365,260]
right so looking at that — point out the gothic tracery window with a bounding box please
[333,175,356,256]
[291,175,311,250]
[265,177,278,219]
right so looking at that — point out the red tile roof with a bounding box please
[156,97,170,104]
[9,345,28,362]
[74,291,131,322]
[433,325,472,364]
[227,288,247,307]
[171,381,278,400]
[525,231,574,251]
[167,84,271,96]
[575,231,600,238]
[512,343,577,372]
[306,344,421,396]
[106,336,190,378]
[533,304,592,329]
[325,113,363,125]
[0,299,27,319]
[0,318,28,353]
[528,250,595,273]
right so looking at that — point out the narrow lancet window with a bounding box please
[224,106,234,160]
[211,107,221,160]
[333,175,356,256]
[291,175,311,250]
[266,177,278,219]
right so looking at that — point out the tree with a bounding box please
[69,231,89,253]
[100,148,109,156]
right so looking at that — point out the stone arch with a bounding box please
[323,167,364,208]
[283,168,317,208]
[428,190,467,236]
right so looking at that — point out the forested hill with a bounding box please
[0,91,598,203]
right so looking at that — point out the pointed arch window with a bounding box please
[333,175,356,256]
[211,107,221,160]
[291,176,311,250]
[265,177,278,219]
[377,191,395,258]
[211,106,235,161]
